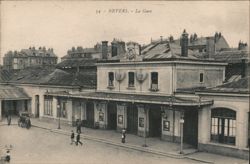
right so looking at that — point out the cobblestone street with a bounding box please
[0,125,202,164]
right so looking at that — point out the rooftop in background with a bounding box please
[4,46,57,58]
[56,58,97,68]
[196,76,250,94]
[213,49,249,63]
[3,65,96,89]
[3,46,58,71]
[61,43,111,60]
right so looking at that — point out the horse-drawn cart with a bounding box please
[18,112,31,129]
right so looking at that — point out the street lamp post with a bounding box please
[57,104,61,129]
[180,112,184,154]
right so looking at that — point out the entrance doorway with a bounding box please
[35,95,39,118]
[107,103,117,130]
[86,102,94,128]
[149,106,161,137]
[127,104,138,134]
[183,108,198,148]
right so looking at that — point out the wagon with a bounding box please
[18,112,31,129]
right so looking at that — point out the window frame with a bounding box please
[210,108,236,145]
[128,72,135,87]
[199,72,204,83]
[108,72,114,87]
[151,72,159,91]
[44,95,53,116]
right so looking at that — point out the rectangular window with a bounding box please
[128,72,135,87]
[108,72,114,86]
[57,101,67,118]
[44,96,53,116]
[200,73,204,83]
[151,72,158,90]
[61,102,67,118]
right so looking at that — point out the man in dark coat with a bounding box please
[76,120,81,134]
[70,130,75,145]
[7,115,11,126]
[75,132,83,146]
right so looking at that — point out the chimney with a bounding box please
[160,36,163,43]
[111,41,118,57]
[241,59,246,78]
[139,44,141,55]
[101,41,108,59]
[181,29,189,57]
[206,37,215,58]
[238,41,248,50]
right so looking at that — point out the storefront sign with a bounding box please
[118,115,123,124]
[99,112,104,121]
[139,117,144,127]
[163,120,170,131]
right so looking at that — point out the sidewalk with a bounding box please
[1,117,249,164]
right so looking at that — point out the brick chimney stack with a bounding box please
[102,41,108,59]
[181,29,189,57]
[206,37,215,58]
[238,41,248,50]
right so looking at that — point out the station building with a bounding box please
[0,30,249,159]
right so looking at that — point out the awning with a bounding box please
[0,85,31,100]
[46,91,213,106]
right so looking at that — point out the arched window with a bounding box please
[211,108,236,145]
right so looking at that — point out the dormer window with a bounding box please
[200,73,204,83]
[128,72,135,87]
[151,72,158,91]
[108,72,114,86]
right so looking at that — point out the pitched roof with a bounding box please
[198,76,250,94]
[0,85,30,100]
[0,69,14,83]
[56,58,97,68]
[213,50,249,63]
[141,41,200,60]
[7,65,97,89]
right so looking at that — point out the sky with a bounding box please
[0,1,249,63]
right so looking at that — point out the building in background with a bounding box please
[3,47,58,70]
[61,39,126,61]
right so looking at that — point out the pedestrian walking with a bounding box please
[75,132,83,146]
[7,115,11,126]
[5,150,10,162]
[121,128,126,143]
[70,130,75,145]
[76,119,81,134]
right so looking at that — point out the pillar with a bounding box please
[81,101,86,120]
[137,104,149,137]
[198,106,211,144]
[52,97,58,119]
[0,100,2,121]
[95,101,107,129]
[117,103,127,132]
[236,109,248,148]
[66,99,73,124]
[39,94,44,118]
